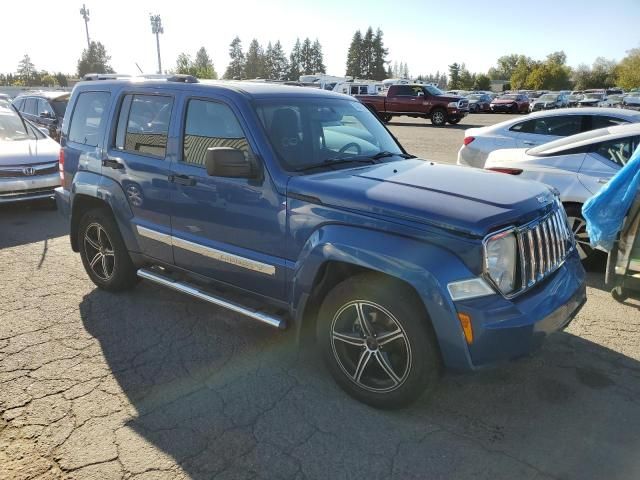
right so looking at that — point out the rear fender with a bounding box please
[70,171,140,252]
[292,225,475,370]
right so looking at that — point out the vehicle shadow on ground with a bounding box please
[387,121,484,130]
[80,284,640,479]
[0,200,67,249]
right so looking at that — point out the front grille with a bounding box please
[458,99,469,109]
[0,162,58,178]
[515,206,573,293]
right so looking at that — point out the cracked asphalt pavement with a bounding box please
[1,115,639,480]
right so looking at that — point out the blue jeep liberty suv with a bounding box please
[55,76,586,408]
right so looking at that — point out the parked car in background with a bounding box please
[529,93,569,112]
[457,107,640,168]
[484,123,640,263]
[466,93,492,113]
[622,94,640,111]
[445,90,469,97]
[599,94,624,108]
[578,90,605,108]
[490,94,530,113]
[357,84,469,126]
[0,101,60,204]
[0,93,10,102]
[568,91,584,107]
[55,77,586,409]
[13,91,70,141]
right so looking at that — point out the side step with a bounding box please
[137,268,286,329]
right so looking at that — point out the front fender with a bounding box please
[71,171,140,252]
[292,225,476,370]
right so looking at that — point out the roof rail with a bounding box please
[135,74,199,84]
[83,73,132,81]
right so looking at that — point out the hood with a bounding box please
[492,98,517,104]
[287,159,555,238]
[0,138,59,167]
[437,95,463,102]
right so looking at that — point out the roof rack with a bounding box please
[83,73,132,81]
[136,74,199,83]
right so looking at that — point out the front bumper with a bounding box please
[490,103,516,112]
[447,108,468,120]
[0,173,59,204]
[452,249,586,369]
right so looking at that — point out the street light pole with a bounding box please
[80,4,90,49]
[149,14,164,74]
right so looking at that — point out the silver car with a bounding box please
[457,107,640,168]
[0,102,60,204]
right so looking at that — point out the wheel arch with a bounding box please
[291,225,475,371]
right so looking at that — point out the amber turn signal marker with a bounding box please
[457,313,473,344]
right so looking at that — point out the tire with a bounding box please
[380,113,392,123]
[448,118,461,125]
[316,273,441,409]
[78,207,138,292]
[564,205,597,266]
[430,109,447,127]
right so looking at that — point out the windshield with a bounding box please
[584,93,603,100]
[539,94,558,102]
[499,94,518,100]
[0,104,32,141]
[255,98,403,172]
[51,99,68,117]
[425,85,444,96]
[467,94,482,100]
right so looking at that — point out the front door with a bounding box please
[103,91,176,263]
[515,114,583,148]
[578,136,638,194]
[169,97,286,300]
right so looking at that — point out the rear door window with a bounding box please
[590,115,630,130]
[114,94,173,158]
[511,115,582,136]
[592,136,639,168]
[23,98,37,115]
[68,91,111,147]
[37,98,51,116]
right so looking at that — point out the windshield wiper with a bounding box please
[296,157,376,172]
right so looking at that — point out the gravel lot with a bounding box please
[1,113,639,480]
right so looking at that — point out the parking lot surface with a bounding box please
[1,114,639,480]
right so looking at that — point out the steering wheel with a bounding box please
[338,142,362,155]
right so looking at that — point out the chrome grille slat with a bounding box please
[509,205,573,297]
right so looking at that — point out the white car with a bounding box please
[457,107,640,168]
[484,123,640,262]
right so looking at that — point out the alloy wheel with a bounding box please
[567,216,592,260]
[432,111,445,125]
[330,301,411,393]
[84,223,115,280]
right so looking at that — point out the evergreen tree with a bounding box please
[288,38,302,81]
[300,38,313,75]
[345,30,363,78]
[244,39,264,79]
[361,27,374,78]
[271,41,289,80]
[77,42,114,77]
[192,47,217,79]
[263,42,276,79]
[448,62,461,89]
[224,36,245,79]
[402,62,409,79]
[175,53,192,75]
[386,65,393,78]
[17,54,35,86]
[371,28,388,80]
[311,39,326,74]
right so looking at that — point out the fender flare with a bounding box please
[70,171,140,252]
[291,225,475,370]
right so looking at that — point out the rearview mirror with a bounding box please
[205,147,256,178]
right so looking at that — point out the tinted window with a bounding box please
[24,98,37,115]
[512,115,582,136]
[51,99,68,117]
[68,91,111,147]
[590,115,629,130]
[393,85,422,96]
[182,99,249,167]
[115,94,172,158]
[13,98,24,111]
[592,136,639,168]
[37,98,51,116]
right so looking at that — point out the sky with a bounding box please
[1,0,639,79]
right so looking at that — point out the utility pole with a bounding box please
[79,4,90,49]
[149,14,164,74]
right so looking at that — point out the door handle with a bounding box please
[169,174,196,186]
[597,178,609,185]
[522,141,537,146]
[102,157,124,169]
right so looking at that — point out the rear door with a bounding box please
[386,85,421,114]
[514,114,584,148]
[579,135,640,194]
[22,97,38,123]
[36,98,57,134]
[103,90,176,264]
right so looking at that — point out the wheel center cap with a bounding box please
[366,337,379,350]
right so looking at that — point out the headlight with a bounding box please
[484,230,517,295]
[448,102,459,108]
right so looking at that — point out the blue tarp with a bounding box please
[583,145,640,251]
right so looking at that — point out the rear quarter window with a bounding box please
[68,91,111,147]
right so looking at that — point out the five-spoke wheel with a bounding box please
[83,223,115,281]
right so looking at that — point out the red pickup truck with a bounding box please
[356,84,469,127]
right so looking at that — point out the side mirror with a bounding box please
[39,111,52,119]
[417,91,424,97]
[205,147,256,178]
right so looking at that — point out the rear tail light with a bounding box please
[486,167,523,175]
[58,148,65,184]
[463,136,475,146]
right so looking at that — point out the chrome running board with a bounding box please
[137,268,286,329]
